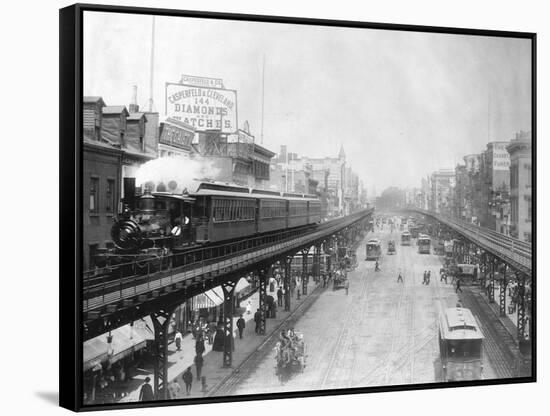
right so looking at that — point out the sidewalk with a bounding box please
[119,278,321,402]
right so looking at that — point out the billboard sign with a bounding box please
[165,82,238,134]
[491,143,510,171]
[180,74,224,88]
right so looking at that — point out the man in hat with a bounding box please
[236,314,246,339]
[139,377,154,402]
[182,367,193,395]
[254,308,261,334]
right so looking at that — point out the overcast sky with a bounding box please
[83,11,531,192]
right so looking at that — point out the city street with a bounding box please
[231,225,500,395]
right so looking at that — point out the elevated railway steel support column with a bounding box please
[150,306,178,399]
[489,257,496,303]
[258,269,267,335]
[480,251,487,290]
[301,248,310,296]
[222,281,236,367]
[283,256,292,311]
[517,272,527,342]
[499,265,507,317]
[313,243,321,283]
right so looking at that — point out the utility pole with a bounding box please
[148,16,156,112]
[261,54,265,145]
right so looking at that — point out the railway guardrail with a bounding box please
[412,208,532,276]
[83,209,373,315]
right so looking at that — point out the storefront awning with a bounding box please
[83,324,148,371]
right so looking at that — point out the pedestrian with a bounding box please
[456,278,463,293]
[397,272,403,283]
[139,377,154,402]
[236,314,246,339]
[254,308,261,334]
[194,354,204,379]
[439,268,445,282]
[195,335,205,357]
[422,271,426,284]
[344,279,349,295]
[427,271,431,285]
[167,379,182,399]
[277,287,283,307]
[245,300,252,315]
[174,330,183,352]
[182,367,193,395]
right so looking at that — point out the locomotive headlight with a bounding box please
[171,225,182,236]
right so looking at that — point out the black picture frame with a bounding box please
[60,3,536,412]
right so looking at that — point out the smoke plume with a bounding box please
[135,156,220,193]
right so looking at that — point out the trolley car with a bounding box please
[401,231,411,246]
[439,307,484,381]
[365,238,382,260]
[418,234,431,254]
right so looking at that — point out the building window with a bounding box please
[106,179,115,213]
[526,198,532,222]
[524,232,531,243]
[89,177,99,213]
[526,164,532,188]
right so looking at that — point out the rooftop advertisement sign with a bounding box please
[165,81,238,134]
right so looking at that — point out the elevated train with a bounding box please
[92,179,322,273]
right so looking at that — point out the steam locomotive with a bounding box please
[91,178,321,274]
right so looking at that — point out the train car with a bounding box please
[252,189,288,234]
[439,307,484,382]
[307,196,322,225]
[365,238,382,260]
[285,193,310,228]
[418,234,431,254]
[191,183,257,243]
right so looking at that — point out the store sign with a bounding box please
[491,144,510,171]
[165,82,238,134]
[159,121,194,150]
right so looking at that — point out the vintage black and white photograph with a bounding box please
[75,7,534,408]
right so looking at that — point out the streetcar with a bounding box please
[418,234,431,254]
[438,307,484,381]
[401,231,412,246]
[365,238,382,260]
[387,240,396,255]
[409,226,420,239]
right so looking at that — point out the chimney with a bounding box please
[129,85,140,113]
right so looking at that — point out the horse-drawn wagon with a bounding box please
[333,269,348,290]
[274,330,307,380]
